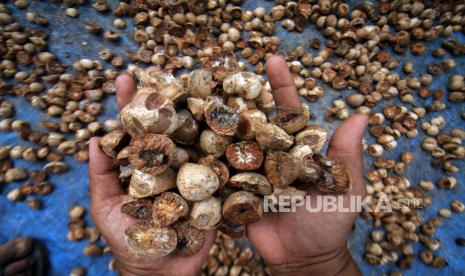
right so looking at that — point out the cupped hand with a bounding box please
[247,56,368,275]
[88,74,216,276]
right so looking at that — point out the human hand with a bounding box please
[247,56,368,275]
[88,74,216,276]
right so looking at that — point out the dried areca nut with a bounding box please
[129,134,174,175]
[177,163,219,201]
[223,71,262,100]
[226,97,247,112]
[172,110,199,145]
[228,173,272,195]
[295,125,328,153]
[186,97,206,121]
[265,151,300,188]
[289,144,313,161]
[152,192,189,227]
[218,222,245,238]
[235,110,267,140]
[121,198,153,219]
[171,147,189,170]
[99,130,130,160]
[116,146,130,166]
[125,222,177,258]
[129,169,176,198]
[204,103,239,136]
[313,154,351,193]
[197,155,230,188]
[188,196,222,230]
[297,158,324,184]
[5,168,28,183]
[187,69,213,99]
[199,130,232,158]
[120,91,178,135]
[139,68,185,103]
[271,105,310,134]
[255,123,294,150]
[222,191,262,225]
[43,161,68,174]
[226,141,263,171]
[174,221,206,257]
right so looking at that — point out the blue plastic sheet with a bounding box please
[0,1,464,275]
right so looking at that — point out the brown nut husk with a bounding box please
[199,130,232,158]
[177,163,219,201]
[139,68,185,103]
[129,134,174,176]
[129,168,176,198]
[116,146,131,166]
[297,157,324,184]
[174,221,206,257]
[170,147,189,170]
[204,102,240,136]
[172,110,199,145]
[265,151,300,188]
[295,125,328,153]
[125,221,177,258]
[313,154,351,193]
[223,71,262,100]
[121,198,153,220]
[218,222,246,238]
[152,192,189,227]
[271,105,310,134]
[255,123,294,150]
[120,91,179,135]
[225,141,264,171]
[197,155,230,188]
[188,196,222,230]
[99,130,130,160]
[222,191,263,225]
[235,109,267,140]
[228,173,272,195]
[187,69,213,99]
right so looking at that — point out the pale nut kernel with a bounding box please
[177,163,219,201]
[188,196,222,230]
[223,71,262,100]
[129,169,176,198]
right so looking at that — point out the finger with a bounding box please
[265,55,302,110]
[0,238,33,266]
[4,258,32,276]
[116,74,137,110]
[88,137,125,204]
[327,115,369,197]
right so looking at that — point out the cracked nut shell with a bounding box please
[125,221,177,258]
[255,123,294,150]
[121,198,153,220]
[152,192,189,227]
[271,105,310,134]
[129,134,174,175]
[174,221,206,257]
[228,172,272,195]
[313,154,351,193]
[129,168,176,198]
[204,102,240,136]
[222,191,263,225]
[265,151,300,188]
[99,130,130,160]
[225,141,263,171]
[197,155,230,188]
[295,125,328,153]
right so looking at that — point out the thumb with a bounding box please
[327,115,369,197]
